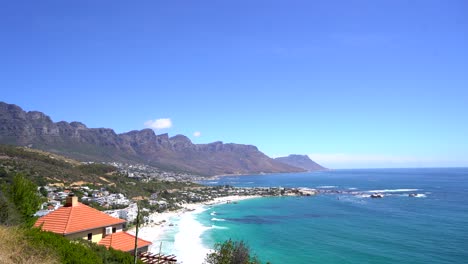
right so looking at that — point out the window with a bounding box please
[112,227,117,233]
[87,233,92,240]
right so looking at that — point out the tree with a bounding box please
[1,173,42,226]
[0,190,21,226]
[39,186,48,197]
[204,239,262,264]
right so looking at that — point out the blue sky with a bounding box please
[1,1,467,168]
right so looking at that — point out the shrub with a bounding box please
[204,239,262,264]
[24,228,142,264]
[0,173,42,227]
[0,226,60,264]
[78,163,117,175]
[24,228,103,264]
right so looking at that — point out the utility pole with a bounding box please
[133,202,140,264]
[158,241,162,263]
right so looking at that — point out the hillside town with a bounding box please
[101,161,203,182]
[35,183,318,223]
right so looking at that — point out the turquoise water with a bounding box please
[198,168,468,263]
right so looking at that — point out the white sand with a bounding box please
[130,195,261,264]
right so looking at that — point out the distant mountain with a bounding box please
[275,154,327,171]
[0,102,304,176]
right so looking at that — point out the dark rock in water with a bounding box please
[370,193,384,198]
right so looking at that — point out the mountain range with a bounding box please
[0,102,325,176]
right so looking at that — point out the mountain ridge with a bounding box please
[0,102,304,176]
[275,154,327,171]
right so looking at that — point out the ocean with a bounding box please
[193,168,468,263]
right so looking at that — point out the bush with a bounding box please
[204,239,262,264]
[0,226,60,264]
[24,228,142,264]
[78,163,117,175]
[0,190,22,226]
[0,173,42,227]
[24,228,103,264]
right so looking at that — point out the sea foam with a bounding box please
[172,207,211,264]
[368,189,419,193]
[211,225,229,230]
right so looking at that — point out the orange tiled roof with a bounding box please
[98,231,152,252]
[34,202,125,234]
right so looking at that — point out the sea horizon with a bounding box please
[210,166,468,179]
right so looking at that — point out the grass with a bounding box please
[0,226,142,264]
[0,226,60,264]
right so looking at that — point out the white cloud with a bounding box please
[144,118,172,130]
[193,131,201,137]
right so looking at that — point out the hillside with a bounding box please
[0,102,304,176]
[0,226,141,264]
[0,144,198,199]
[275,154,327,171]
[0,226,59,264]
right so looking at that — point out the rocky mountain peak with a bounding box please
[70,122,87,129]
[26,111,51,121]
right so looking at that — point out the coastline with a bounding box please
[129,195,262,264]
[120,169,465,264]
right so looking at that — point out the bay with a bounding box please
[197,168,468,263]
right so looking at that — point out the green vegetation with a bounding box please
[0,144,200,200]
[204,239,263,264]
[25,228,142,264]
[0,144,102,186]
[77,163,117,175]
[0,173,42,227]
[0,226,142,264]
[0,164,142,264]
[104,174,198,199]
[0,189,22,226]
[0,226,60,264]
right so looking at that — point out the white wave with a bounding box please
[348,187,357,190]
[211,217,225,222]
[338,196,368,204]
[394,194,409,197]
[297,187,316,192]
[356,194,371,198]
[211,225,228,230]
[413,194,427,198]
[317,185,337,188]
[210,211,217,216]
[368,189,419,193]
[172,207,211,264]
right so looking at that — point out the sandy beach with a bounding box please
[129,195,261,264]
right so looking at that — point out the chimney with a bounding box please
[65,194,78,207]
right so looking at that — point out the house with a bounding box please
[34,194,151,253]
